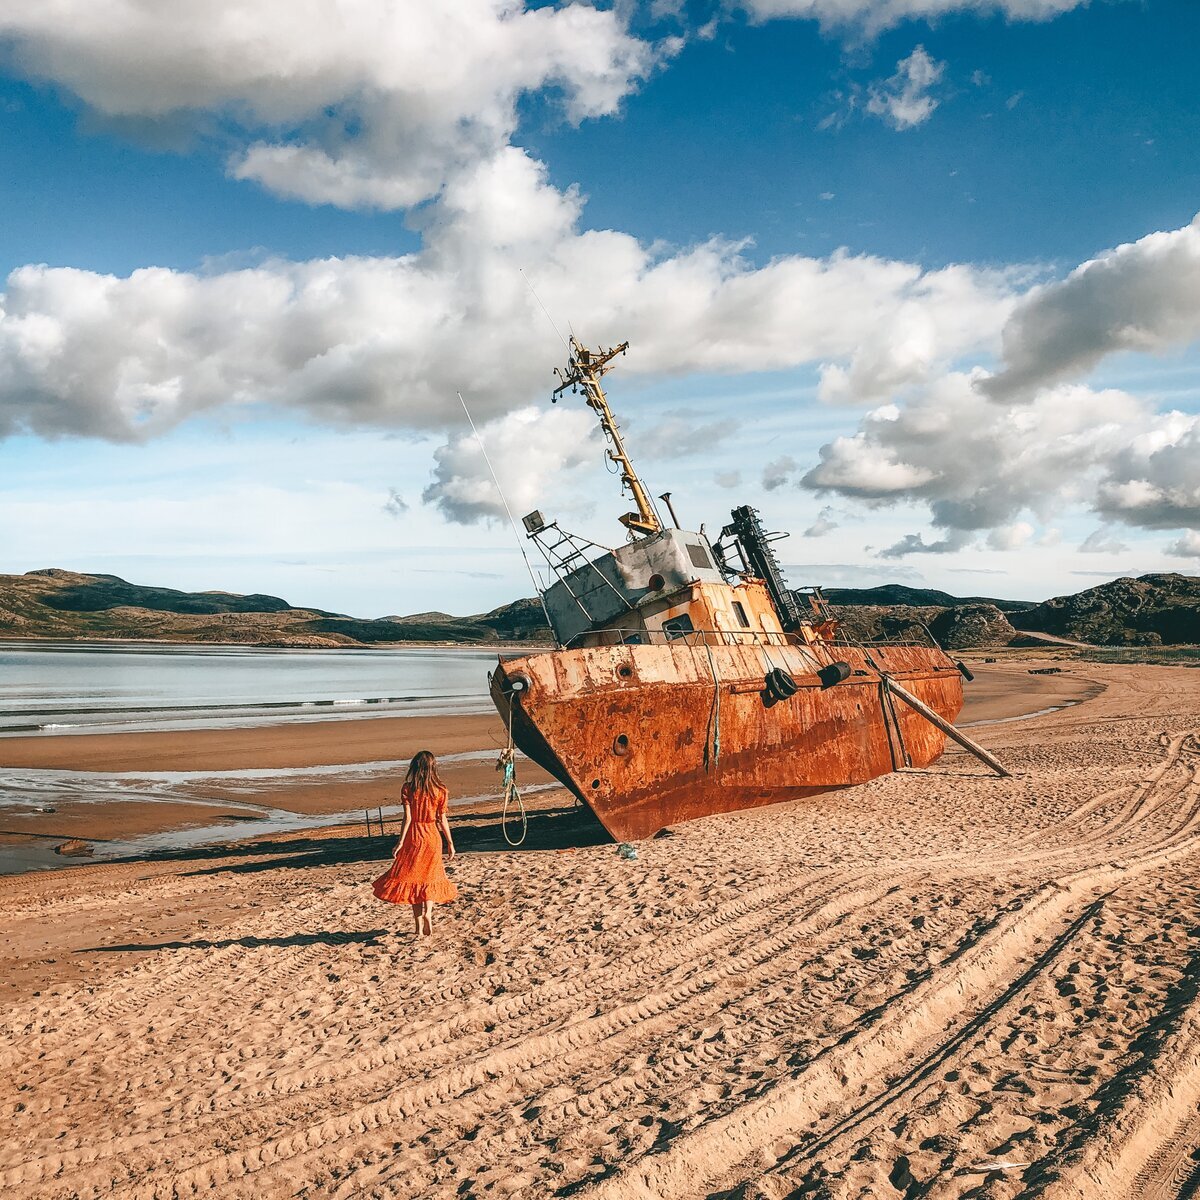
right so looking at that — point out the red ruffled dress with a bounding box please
[372,783,458,905]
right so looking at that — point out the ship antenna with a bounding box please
[519,268,570,350]
[456,391,554,633]
[552,338,663,539]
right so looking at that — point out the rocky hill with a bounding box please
[822,584,1030,613]
[1016,574,1200,646]
[3,568,1195,650]
[829,603,1017,651]
[0,570,552,648]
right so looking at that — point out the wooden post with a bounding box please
[883,676,1012,778]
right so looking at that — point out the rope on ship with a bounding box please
[498,701,528,846]
[703,641,722,770]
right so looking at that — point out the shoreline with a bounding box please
[0,657,1103,873]
[1,634,552,651]
[3,659,1198,1196]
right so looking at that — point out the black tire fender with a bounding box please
[818,661,852,689]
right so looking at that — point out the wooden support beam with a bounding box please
[883,676,1012,778]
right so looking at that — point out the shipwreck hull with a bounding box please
[491,641,964,842]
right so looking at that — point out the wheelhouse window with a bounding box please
[731,600,750,628]
[662,614,695,641]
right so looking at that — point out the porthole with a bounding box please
[618,664,633,679]
[648,573,665,592]
[613,734,630,756]
[591,778,601,789]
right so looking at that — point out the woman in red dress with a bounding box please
[372,750,457,936]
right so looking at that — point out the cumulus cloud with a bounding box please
[803,506,840,537]
[1166,530,1200,557]
[763,456,800,491]
[1078,527,1129,555]
[383,489,408,517]
[983,214,1200,401]
[0,0,658,210]
[0,147,1020,444]
[803,373,1195,539]
[879,531,968,558]
[639,412,738,459]
[422,405,598,524]
[986,521,1033,550]
[714,470,743,489]
[739,0,1087,35]
[866,46,944,130]
[1095,414,1200,530]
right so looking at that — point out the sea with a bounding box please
[0,641,513,735]
[0,642,538,874]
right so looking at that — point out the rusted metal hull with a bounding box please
[490,641,964,842]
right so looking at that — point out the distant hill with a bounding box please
[828,603,1018,651]
[1017,574,1200,646]
[2,568,1194,650]
[0,570,552,648]
[821,584,1030,613]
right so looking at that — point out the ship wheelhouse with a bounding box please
[524,517,788,650]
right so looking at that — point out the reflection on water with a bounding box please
[0,642,522,734]
[0,643,542,874]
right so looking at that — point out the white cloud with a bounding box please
[383,488,408,517]
[739,0,1087,36]
[0,0,658,210]
[804,373,1195,539]
[422,405,598,524]
[0,147,1020,445]
[763,455,800,490]
[804,506,840,537]
[638,412,738,459]
[879,530,968,558]
[1095,414,1200,530]
[1078,527,1129,554]
[1166,530,1200,557]
[866,46,945,130]
[983,214,1200,401]
[986,520,1033,550]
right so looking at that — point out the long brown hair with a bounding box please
[405,749,444,796]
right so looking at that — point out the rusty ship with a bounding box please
[490,338,989,842]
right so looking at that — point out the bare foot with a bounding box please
[421,914,433,937]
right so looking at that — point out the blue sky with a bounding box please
[1,0,1198,616]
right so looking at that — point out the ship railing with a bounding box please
[562,626,796,650]
[562,626,943,651]
[828,622,944,652]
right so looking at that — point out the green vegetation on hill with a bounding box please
[821,584,1030,613]
[0,570,553,647]
[1,568,1195,650]
[1018,574,1200,646]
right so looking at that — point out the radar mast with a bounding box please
[552,338,662,538]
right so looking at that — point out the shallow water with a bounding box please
[0,773,558,876]
[0,642,518,735]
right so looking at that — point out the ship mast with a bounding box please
[553,337,662,538]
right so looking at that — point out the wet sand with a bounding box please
[6,659,1200,1197]
[0,658,1099,850]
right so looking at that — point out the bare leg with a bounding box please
[411,903,422,936]
[421,901,433,937]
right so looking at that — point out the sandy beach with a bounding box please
[2,657,1199,1197]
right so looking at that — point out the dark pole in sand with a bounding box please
[883,676,1012,778]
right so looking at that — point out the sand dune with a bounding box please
[2,661,1199,1197]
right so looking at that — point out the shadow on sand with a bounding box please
[79,929,389,953]
[104,801,612,880]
